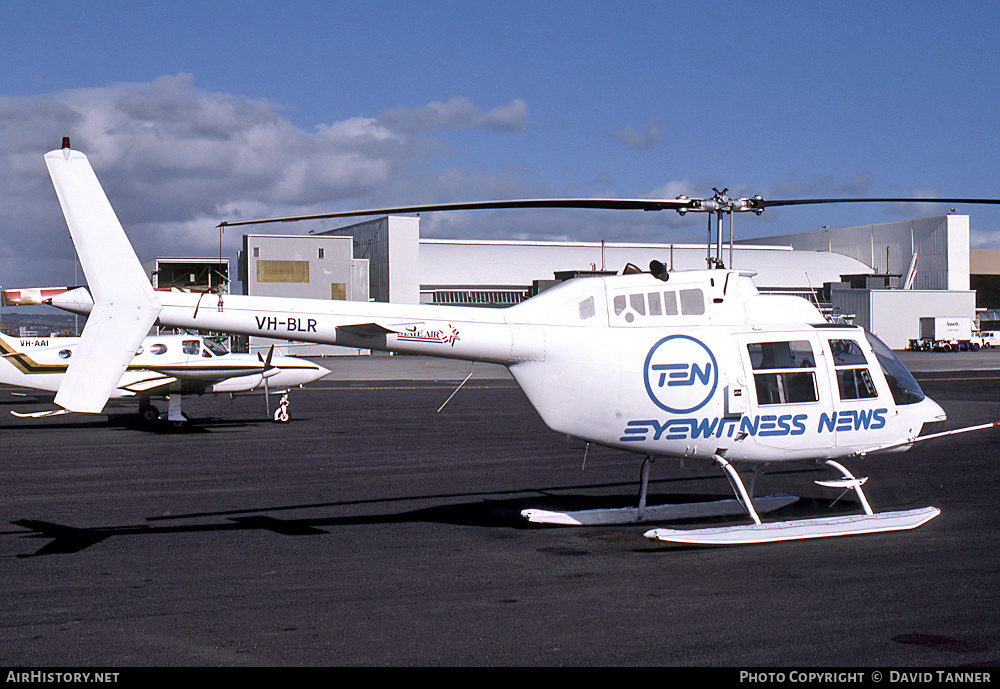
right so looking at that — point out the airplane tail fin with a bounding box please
[0,331,20,351]
[44,140,161,413]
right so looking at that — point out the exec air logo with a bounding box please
[643,335,719,414]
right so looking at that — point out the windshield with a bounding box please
[864,330,924,405]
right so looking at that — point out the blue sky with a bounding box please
[2,0,999,289]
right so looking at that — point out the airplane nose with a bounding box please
[308,363,331,383]
[271,356,329,386]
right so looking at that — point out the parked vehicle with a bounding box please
[908,317,978,351]
[977,331,1000,348]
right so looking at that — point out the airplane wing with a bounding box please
[45,143,162,413]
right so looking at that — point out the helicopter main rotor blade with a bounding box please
[748,197,1000,210]
[218,197,699,228]
[217,194,1000,228]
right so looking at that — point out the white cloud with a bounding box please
[380,96,528,132]
[611,122,661,150]
[0,76,538,289]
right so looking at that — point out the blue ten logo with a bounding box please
[643,335,719,414]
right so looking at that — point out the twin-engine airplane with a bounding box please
[37,140,1000,544]
[0,329,329,424]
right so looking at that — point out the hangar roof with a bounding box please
[418,238,872,291]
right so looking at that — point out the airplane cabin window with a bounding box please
[578,296,595,320]
[58,349,71,359]
[150,344,168,355]
[680,289,705,315]
[203,339,229,356]
[182,340,200,355]
[748,340,818,405]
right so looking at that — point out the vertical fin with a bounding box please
[44,144,161,413]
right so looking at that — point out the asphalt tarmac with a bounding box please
[2,353,999,667]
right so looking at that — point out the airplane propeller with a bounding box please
[257,345,276,416]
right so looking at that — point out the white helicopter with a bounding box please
[39,140,1000,544]
[0,324,329,425]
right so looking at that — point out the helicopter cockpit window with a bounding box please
[679,289,705,315]
[182,340,200,356]
[748,340,818,405]
[829,339,877,400]
[864,330,925,405]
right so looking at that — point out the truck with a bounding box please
[908,317,978,351]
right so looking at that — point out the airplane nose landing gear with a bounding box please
[273,393,290,423]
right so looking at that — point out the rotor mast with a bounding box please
[673,188,764,269]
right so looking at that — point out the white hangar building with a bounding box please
[238,213,982,352]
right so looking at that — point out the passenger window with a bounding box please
[182,340,200,356]
[613,295,626,315]
[578,296,595,320]
[748,340,818,405]
[647,292,662,316]
[150,344,168,355]
[629,293,645,315]
[680,289,705,315]
[663,291,678,315]
[829,339,878,400]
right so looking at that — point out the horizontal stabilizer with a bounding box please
[10,409,73,419]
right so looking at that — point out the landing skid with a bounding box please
[642,455,939,545]
[644,507,940,545]
[520,454,797,526]
[522,493,798,526]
